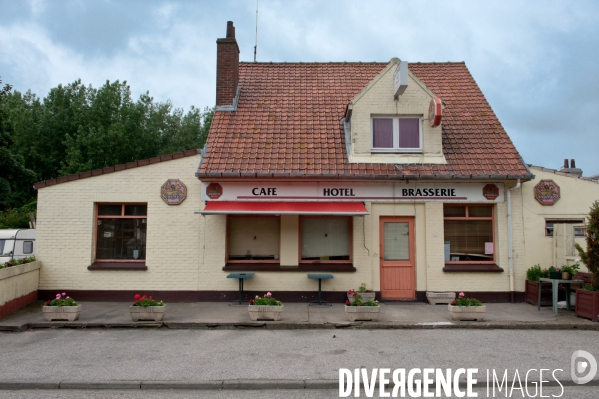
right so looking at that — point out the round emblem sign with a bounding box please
[482,184,499,201]
[534,180,560,206]
[161,179,187,205]
[428,97,442,128]
[206,183,223,199]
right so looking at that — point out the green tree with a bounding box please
[0,79,36,210]
[576,200,599,289]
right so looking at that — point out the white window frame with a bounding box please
[371,116,423,153]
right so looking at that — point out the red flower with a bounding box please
[345,300,350,305]
[249,299,254,305]
[149,296,153,300]
[352,292,357,297]
[134,294,140,300]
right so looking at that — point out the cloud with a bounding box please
[0,0,598,175]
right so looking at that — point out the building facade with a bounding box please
[32,22,597,303]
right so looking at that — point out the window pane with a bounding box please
[444,220,493,261]
[398,118,420,148]
[228,217,279,260]
[23,241,33,254]
[444,206,466,217]
[98,205,122,216]
[96,218,146,260]
[372,118,393,148]
[468,206,492,218]
[301,218,350,260]
[384,222,410,260]
[125,205,147,216]
[0,239,4,254]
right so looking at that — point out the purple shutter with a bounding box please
[373,118,393,148]
[399,119,420,149]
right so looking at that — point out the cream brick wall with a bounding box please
[0,261,41,306]
[347,61,446,164]
[522,168,599,274]
[37,155,203,291]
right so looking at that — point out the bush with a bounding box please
[575,200,599,290]
[526,264,545,281]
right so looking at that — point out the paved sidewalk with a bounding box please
[1,300,597,331]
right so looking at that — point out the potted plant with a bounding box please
[130,294,166,322]
[42,292,82,321]
[344,294,380,321]
[347,283,376,302]
[448,292,486,321]
[560,264,580,281]
[525,264,552,306]
[547,266,562,280]
[248,292,283,321]
[575,200,599,322]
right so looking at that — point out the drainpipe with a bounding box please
[507,179,521,303]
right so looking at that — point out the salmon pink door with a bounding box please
[379,217,415,299]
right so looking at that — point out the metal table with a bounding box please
[308,274,334,306]
[538,278,584,315]
[227,273,255,304]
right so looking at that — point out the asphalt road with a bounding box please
[1,329,598,398]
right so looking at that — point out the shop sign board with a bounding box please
[202,182,504,203]
[161,179,187,205]
[534,179,560,206]
[428,97,442,128]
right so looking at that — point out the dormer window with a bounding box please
[372,117,422,152]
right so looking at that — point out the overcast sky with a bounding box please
[1,0,598,176]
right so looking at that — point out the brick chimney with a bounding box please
[216,21,240,107]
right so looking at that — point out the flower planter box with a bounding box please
[447,304,486,321]
[0,261,41,320]
[426,291,456,305]
[575,290,599,322]
[525,280,553,306]
[42,305,82,321]
[130,305,166,322]
[347,292,376,302]
[344,305,380,321]
[248,305,284,321]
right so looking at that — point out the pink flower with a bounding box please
[62,292,66,296]
[255,295,259,299]
[265,292,272,298]
[347,289,353,294]
[66,296,71,299]
[56,294,61,299]
[459,292,465,297]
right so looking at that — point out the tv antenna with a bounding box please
[254,0,258,62]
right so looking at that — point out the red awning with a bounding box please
[197,201,369,215]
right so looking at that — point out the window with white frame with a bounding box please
[372,117,422,152]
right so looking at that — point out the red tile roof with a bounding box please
[198,61,532,180]
[34,149,200,189]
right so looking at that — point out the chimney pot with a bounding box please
[226,21,235,39]
[570,159,576,168]
[564,159,569,169]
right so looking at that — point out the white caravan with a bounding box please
[0,229,36,264]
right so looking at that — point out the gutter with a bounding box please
[507,179,521,303]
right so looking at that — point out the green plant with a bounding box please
[250,292,282,306]
[132,294,164,306]
[0,256,35,269]
[575,200,599,290]
[561,264,580,275]
[548,265,558,273]
[526,264,545,281]
[345,294,379,307]
[583,284,597,291]
[451,292,483,307]
[44,292,77,307]
[348,283,372,296]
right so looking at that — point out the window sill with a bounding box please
[223,263,356,272]
[443,264,504,273]
[88,262,147,271]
